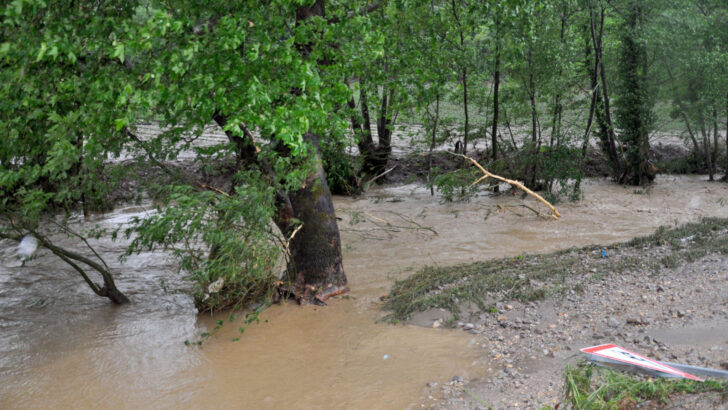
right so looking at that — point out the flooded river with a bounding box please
[1,175,728,408]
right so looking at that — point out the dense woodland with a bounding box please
[1,0,727,310]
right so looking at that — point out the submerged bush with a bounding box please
[126,171,282,313]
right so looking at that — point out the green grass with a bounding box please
[563,363,728,409]
[383,217,728,321]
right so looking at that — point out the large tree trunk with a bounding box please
[214,113,348,305]
[263,0,348,304]
[277,134,348,304]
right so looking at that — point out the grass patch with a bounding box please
[383,217,728,321]
[564,363,728,409]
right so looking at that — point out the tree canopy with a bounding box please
[1,0,726,309]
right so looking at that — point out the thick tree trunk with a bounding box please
[617,2,654,186]
[276,133,348,303]
[214,111,348,305]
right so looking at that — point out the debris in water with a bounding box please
[208,277,225,293]
[17,235,38,260]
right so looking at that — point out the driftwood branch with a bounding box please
[456,153,561,219]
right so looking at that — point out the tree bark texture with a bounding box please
[214,124,348,304]
[279,134,348,303]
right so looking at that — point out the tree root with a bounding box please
[272,280,349,306]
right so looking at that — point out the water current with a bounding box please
[1,175,727,408]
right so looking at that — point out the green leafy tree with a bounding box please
[0,0,388,308]
[657,0,728,181]
[614,0,655,186]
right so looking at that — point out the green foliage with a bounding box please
[125,173,281,312]
[1,0,365,308]
[430,167,478,202]
[615,1,655,186]
[320,140,358,195]
[564,363,728,408]
[3,0,728,312]
[540,145,584,202]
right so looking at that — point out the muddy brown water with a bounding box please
[1,176,728,409]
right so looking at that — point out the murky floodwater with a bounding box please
[1,175,728,409]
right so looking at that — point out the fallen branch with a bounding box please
[364,164,398,185]
[455,153,561,219]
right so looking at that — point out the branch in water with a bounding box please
[454,153,561,219]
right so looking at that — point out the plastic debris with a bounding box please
[17,235,38,260]
[207,277,225,293]
[582,343,702,381]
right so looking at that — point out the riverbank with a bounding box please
[384,218,728,409]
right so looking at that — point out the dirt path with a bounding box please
[413,250,728,409]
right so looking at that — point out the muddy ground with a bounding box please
[406,239,728,409]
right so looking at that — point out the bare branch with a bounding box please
[454,153,561,219]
